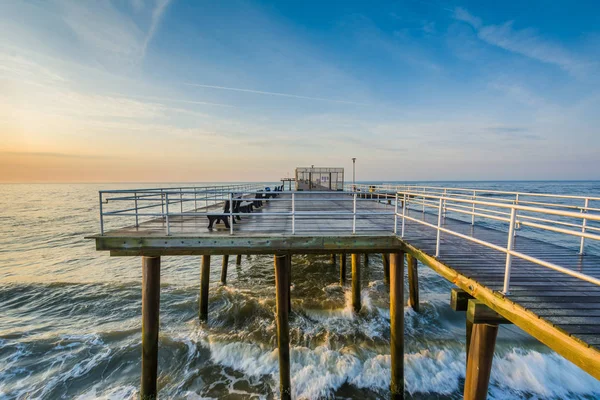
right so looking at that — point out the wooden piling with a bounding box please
[382,254,390,285]
[141,256,160,400]
[364,253,369,266]
[274,254,292,400]
[407,254,419,312]
[330,254,336,265]
[464,323,498,400]
[199,255,210,322]
[339,254,346,286]
[221,255,229,285]
[390,251,405,399]
[352,254,361,313]
[236,254,242,265]
[287,255,292,313]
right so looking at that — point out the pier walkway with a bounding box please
[89,183,600,399]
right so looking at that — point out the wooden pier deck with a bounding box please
[89,186,600,398]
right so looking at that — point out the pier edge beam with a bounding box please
[351,254,361,312]
[339,254,347,286]
[141,256,161,400]
[382,254,390,285]
[406,254,419,312]
[199,255,210,322]
[274,254,292,400]
[221,255,229,285]
[390,250,405,399]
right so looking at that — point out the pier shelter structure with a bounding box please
[295,166,344,191]
[89,182,600,399]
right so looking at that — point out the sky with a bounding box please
[1,0,599,182]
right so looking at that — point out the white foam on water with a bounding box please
[74,384,137,400]
[204,337,600,400]
[491,349,600,399]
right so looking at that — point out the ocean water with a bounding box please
[1,181,600,399]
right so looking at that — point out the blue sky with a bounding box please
[1,0,599,182]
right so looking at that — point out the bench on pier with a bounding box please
[207,190,271,229]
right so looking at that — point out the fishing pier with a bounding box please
[88,180,600,399]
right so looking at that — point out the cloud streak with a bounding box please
[454,7,594,77]
[184,83,370,105]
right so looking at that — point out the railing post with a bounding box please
[229,192,234,235]
[580,198,589,255]
[99,192,105,235]
[194,188,197,211]
[471,190,476,225]
[436,198,443,257]
[502,207,517,294]
[165,193,171,236]
[134,191,139,227]
[401,193,407,238]
[443,188,447,218]
[180,188,183,214]
[394,193,398,234]
[292,193,296,234]
[352,193,357,234]
[160,190,165,218]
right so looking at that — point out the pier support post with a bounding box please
[407,254,419,312]
[339,254,346,286]
[274,254,292,400]
[330,254,336,265]
[382,254,390,285]
[390,251,405,399]
[352,254,361,312]
[221,255,229,285]
[199,255,210,322]
[236,254,242,266]
[141,256,160,400]
[464,323,498,400]
[364,253,369,266]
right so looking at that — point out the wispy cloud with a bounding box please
[454,7,595,77]
[142,0,172,58]
[184,83,369,105]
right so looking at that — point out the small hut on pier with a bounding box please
[295,167,344,191]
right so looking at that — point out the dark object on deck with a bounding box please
[207,200,233,229]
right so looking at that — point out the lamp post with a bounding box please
[352,158,356,191]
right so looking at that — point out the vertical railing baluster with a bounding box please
[134,191,139,227]
[580,198,589,255]
[229,192,234,235]
[180,188,183,214]
[292,192,296,234]
[394,193,398,234]
[352,193,357,234]
[99,192,104,235]
[502,207,517,294]
[165,193,170,236]
[471,190,476,225]
[435,198,443,257]
[401,193,406,238]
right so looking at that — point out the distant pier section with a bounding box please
[88,179,600,400]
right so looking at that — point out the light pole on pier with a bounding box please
[352,158,356,191]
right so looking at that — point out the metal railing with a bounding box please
[97,182,600,295]
[98,185,394,236]
[389,188,600,294]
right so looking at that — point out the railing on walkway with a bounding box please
[97,183,600,294]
